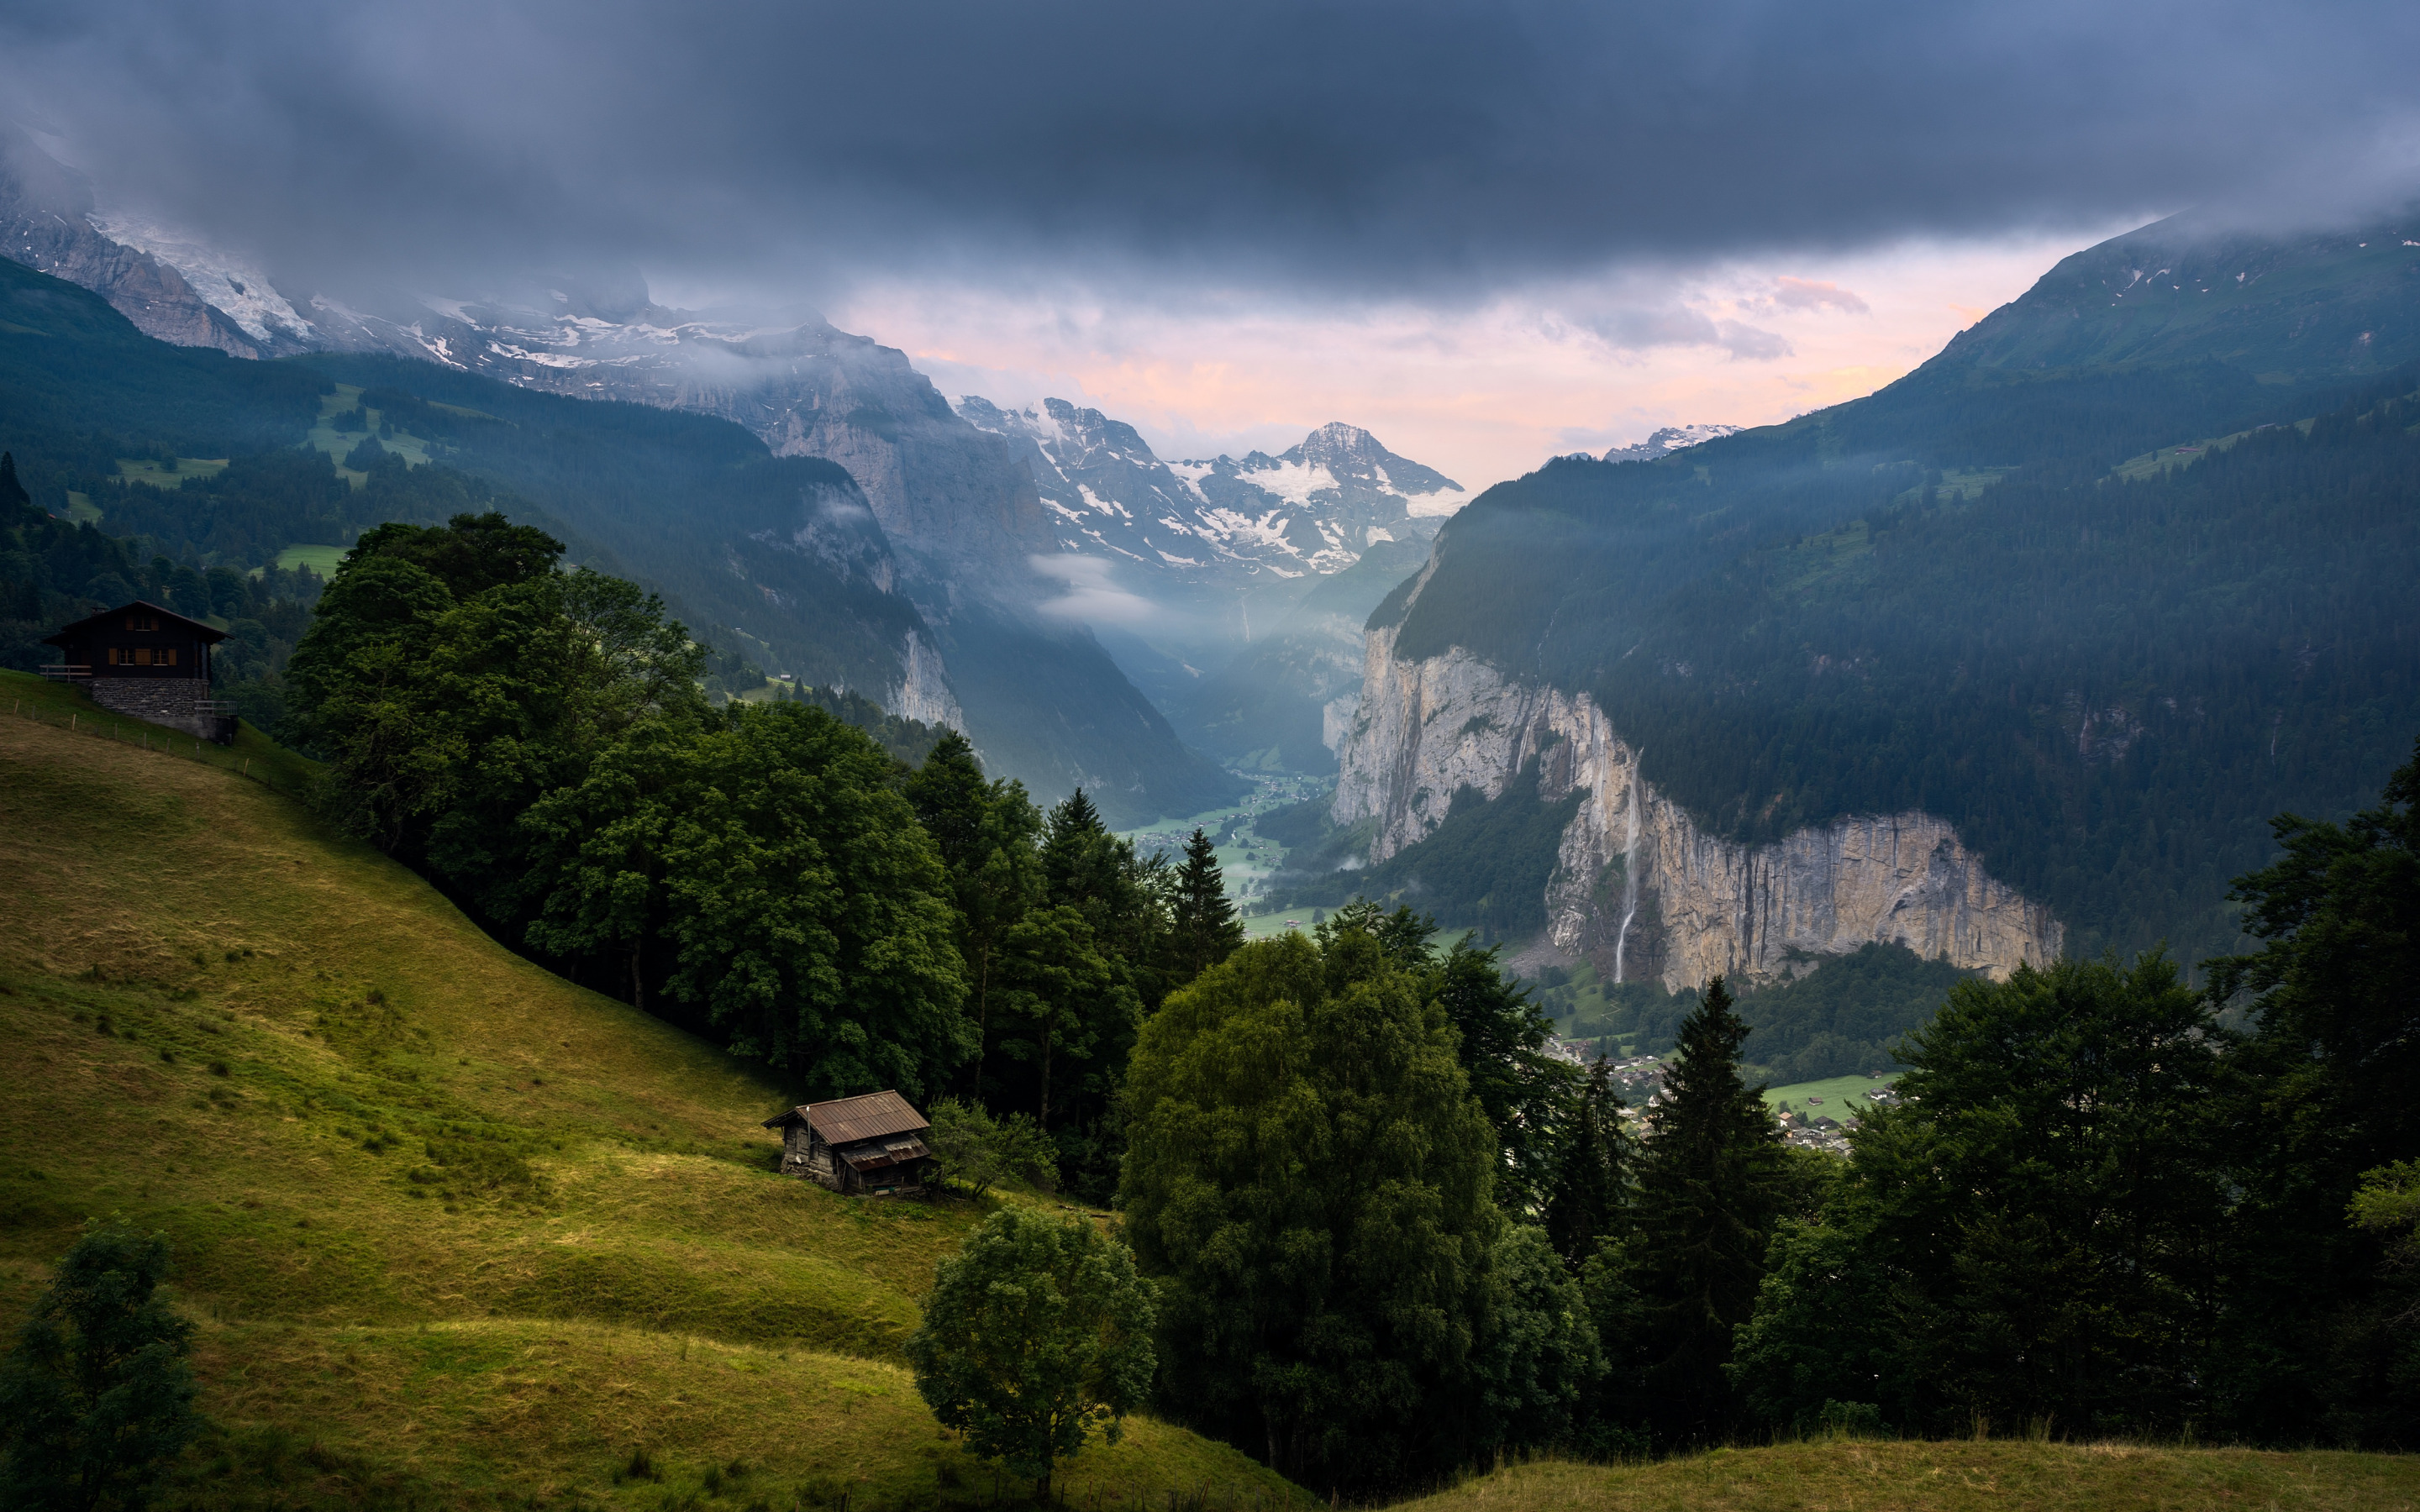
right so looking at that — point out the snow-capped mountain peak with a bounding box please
[956,396,1464,585]
[86,207,318,348]
[1602,423,1742,463]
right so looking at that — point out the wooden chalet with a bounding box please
[763,1090,934,1196]
[40,600,236,743]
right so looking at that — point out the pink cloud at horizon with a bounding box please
[834,227,2134,495]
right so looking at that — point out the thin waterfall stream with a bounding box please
[1612,763,1643,983]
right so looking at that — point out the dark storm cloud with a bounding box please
[3,0,2417,302]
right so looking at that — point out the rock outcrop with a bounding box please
[0,124,272,359]
[1334,621,2062,989]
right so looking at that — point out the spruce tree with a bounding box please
[0,451,29,512]
[906,731,991,874]
[1042,788,1105,861]
[1545,1056,1632,1266]
[1168,827,1244,984]
[1628,976,1788,1444]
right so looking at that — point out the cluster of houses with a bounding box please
[1780,1111,1854,1156]
[1775,1081,1903,1156]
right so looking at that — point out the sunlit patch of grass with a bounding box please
[117,455,231,488]
[272,542,350,576]
[304,380,436,483]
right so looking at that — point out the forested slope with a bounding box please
[1373,216,2420,965]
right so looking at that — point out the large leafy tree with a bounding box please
[972,787,1172,1198]
[285,512,704,921]
[0,1224,201,1512]
[993,904,1138,1134]
[1623,977,1790,1444]
[1729,953,2235,1439]
[2204,736,2420,1442]
[1470,1225,1607,1455]
[907,1209,1156,1501]
[523,701,970,1098]
[1118,921,1501,1494]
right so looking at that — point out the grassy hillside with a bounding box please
[1397,1441,2420,1511]
[0,669,1303,1510]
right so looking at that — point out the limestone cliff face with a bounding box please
[1334,622,2063,988]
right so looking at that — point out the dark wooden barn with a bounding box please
[40,600,235,743]
[762,1091,934,1196]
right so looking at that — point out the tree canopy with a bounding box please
[906,1209,1155,1499]
[1118,921,1503,1492]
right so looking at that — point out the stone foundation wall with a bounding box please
[88,679,237,744]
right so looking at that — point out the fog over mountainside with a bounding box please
[0,118,1486,811]
[959,398,1459,585]
[3,127,1422,818]
[953,396,1460,740]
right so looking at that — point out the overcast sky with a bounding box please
[5,0,2417,486]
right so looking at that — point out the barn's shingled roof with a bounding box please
[42,599,228,647]
[761,1089,929,1146]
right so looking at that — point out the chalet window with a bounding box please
[124,612,156,632]
[107,647,122,665]
[131,647,151,666]
[158,648,176,666]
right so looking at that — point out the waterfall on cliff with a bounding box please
[1613,765,1642,984]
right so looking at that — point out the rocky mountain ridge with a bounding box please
[958,396,1460,584]
[0,124,284,360]
[0,127,1491,812]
